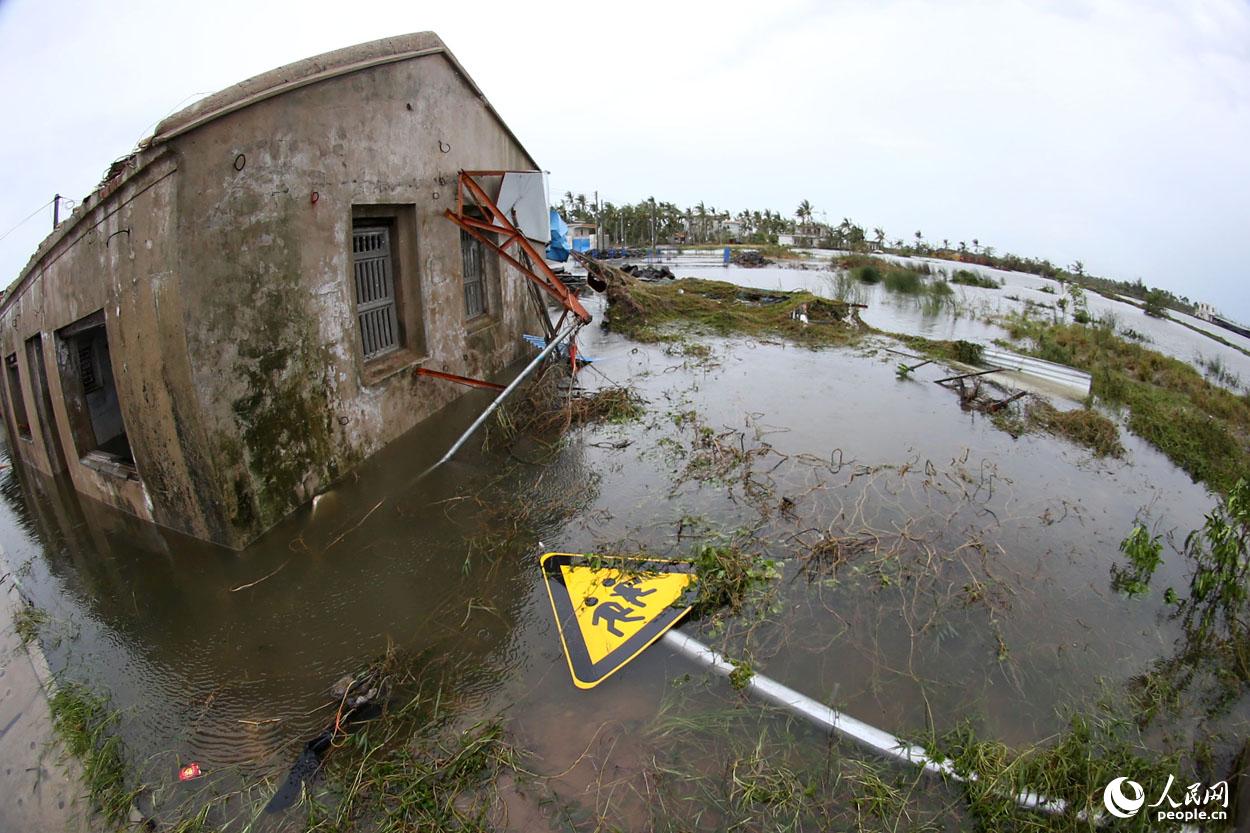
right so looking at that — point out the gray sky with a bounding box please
[2,0,1247,316]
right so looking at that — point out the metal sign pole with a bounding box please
[425,323,580,473]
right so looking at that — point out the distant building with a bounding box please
[0,33,550,549]
[1196,302,1219,322]
[777,233,796,246]
[568,222,599,253]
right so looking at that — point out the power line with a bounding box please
[0,197,57,245]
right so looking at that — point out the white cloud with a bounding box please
[1,0,1246,314]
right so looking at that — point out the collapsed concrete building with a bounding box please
[0,32,576,549]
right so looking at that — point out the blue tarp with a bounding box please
[546,209,570,262]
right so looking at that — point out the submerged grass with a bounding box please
[48,683,140,828]
[992,399,1125,458]
[295,650,525,833]
[12,599,49,646]
[926,713,1186,832]
[950,269,1001,289]
[1004,315,1250,493]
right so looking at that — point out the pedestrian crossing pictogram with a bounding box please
[540,552,696,689]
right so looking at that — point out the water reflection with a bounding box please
[0,382,592,787]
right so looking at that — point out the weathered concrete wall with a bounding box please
[0,154,234,542]
[171,49,540,543]
[1,34,544,549]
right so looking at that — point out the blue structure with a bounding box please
[546,208,570,262]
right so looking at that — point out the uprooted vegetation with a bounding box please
[487,360,644,449]
[594,259,863,347]
[1004,313,1250,493]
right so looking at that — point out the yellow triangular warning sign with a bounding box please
[541,553,695,689]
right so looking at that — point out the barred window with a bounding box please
[352,225,400,360]
[460,230,487,319]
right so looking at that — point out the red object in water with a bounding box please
[178,763,203,782]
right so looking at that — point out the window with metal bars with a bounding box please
[78,342,101,393]
[352,225,400,360]
[460,230,488,319]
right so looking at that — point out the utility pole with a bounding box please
[650,197,656,262]
[52,193,61,228]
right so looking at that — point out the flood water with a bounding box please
[2,271,1245,829]
[645,248,1250,387]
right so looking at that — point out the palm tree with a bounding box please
[942,238,949,251]
[873,227,885,249]
[972,238,980,253]
[795,200,813,237]
[1071,260,1086,277]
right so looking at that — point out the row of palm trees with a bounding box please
[553,191,1007,257]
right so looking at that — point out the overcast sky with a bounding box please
[1,0,1247,316]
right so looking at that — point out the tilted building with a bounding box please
[0,33,556,549]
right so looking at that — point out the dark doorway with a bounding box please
[55,311,134,468]
[25,333,68,473]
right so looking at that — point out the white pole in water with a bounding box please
[425,323,581,472]
[660,630,1199,830]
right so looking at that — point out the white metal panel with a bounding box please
[981,347,1092,396]
[496,172,550,244]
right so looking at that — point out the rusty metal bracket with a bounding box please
[443,171,591,324]
[414,367,504,392]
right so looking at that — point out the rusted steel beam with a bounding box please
[414,367,505,391]
[445,171,591,324]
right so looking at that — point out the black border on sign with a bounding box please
[540,552,694,690]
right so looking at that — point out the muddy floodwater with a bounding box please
[2,272,1246,828]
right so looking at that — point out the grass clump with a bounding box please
[48,683,140,827]
[853,264,881,284]
[12,600,49,646]
[606,273,862,348]
[950,269,1000,289]
[930,714,1181,831]
[1005,315,1250,493]
[882,268,922,293]
[993,399,1124,458]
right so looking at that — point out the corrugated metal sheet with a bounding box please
[981,346,1091,396]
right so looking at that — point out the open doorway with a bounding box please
[55,311,134,469]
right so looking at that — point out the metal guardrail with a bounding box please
[981,347,1091,396]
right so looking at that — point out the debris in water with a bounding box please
[731,250,774,268]
[177,762,202,781]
